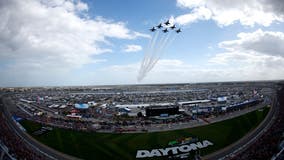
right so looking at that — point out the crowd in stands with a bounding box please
[0,83,279,159]
[0,111,46,160]
[231,85,284,160]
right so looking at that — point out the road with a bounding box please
[0,94,277,160]
[145,104,267,133]
[1,95,80,160]
[203,95,278,160]
[97,104,267,133]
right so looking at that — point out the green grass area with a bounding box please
[20,107,269,160]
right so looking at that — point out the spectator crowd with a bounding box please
[231,85,284,160]
[0,110,46,159]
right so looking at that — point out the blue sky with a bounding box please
[0,0,284,87]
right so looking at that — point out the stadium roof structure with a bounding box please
[115,103,175,109]
[115,104,150,108]
[217,97,227,102]
[74,103,89,109]
[178,100,211,105]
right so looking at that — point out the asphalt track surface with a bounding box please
[1,94,277,160]
[204,95,278,160]
[143,104,266,133]
[1,96,80,160]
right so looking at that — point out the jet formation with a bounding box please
[138,20,182,82]
[149,20,181,34]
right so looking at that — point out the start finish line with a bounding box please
[136,140,213,158]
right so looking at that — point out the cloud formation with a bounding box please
[123,44,142,53]
[0,0,283,86]
[211,29,284,65]
[175,0,284,26]
[102,30,284,84]
[219,29,284,57]
[100,56,284,85]
[209,29,284,79]
[0,0,147,71]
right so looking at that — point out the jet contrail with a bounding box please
[145,31,172,73]
[139,30,160,80]
[140,34,153,72]
[137,19,181,82]
[139,32,170,81]
[145,30,160,69]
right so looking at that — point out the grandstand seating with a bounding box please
[231,85,284,160]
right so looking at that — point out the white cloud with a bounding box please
[175,6,212,25]
[1,0,283,86]
[123,44,142,53]
[76,1,88,11]
[219,29,284,57]
[99,59,193,84]
[99,56,284,84]
[133,32,151,39]
[0,0,149,86]
[0,0,147,69]
[175,0,284,26]
[99,30,284,84]
[209,29,284,79]
[210,30,284,64]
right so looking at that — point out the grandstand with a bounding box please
[0,112,46,160]
[0,140,16,160]
[229,85,284,160]
[0,82,282,160]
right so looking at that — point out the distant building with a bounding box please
[217,97,227,104]
[74,103,89,109]
[145,105,179,117]
[88,101,97,106]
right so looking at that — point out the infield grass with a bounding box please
[20,107,269,160]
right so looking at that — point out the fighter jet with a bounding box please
[170,24,176,30]
[176,28,182,33]
[163,28,169,33]
[164,20,170,25]
[156,23,163,29]
[150,27,156,32]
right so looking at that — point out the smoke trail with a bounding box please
[144,33,168,72]
[139,31,174,81]
[145,32,173,73]
[140,31,157,70]
[150,33,177,70]
[144,31,160,71]
[137,23,181,82]
[138,31,159,81]
[138,30,162,81]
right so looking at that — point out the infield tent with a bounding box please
[75,103,89,109]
